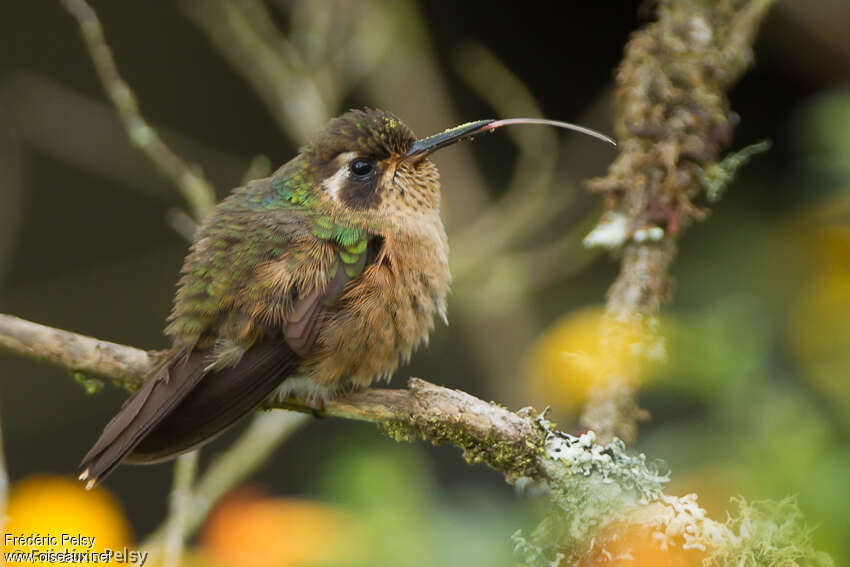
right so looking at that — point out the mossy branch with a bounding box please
[0,312,833,565]
[0,313,545,478]
[580,0,777,443]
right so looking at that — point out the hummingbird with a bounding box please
[79,108,613,487]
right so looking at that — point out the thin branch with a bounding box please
[164,208,199,242]
[141,411,311,560]
[161,451,198,567]
[181,0,330,144]
[61,0,217,219]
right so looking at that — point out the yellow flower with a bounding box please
[523,306,660,411]
[3,475,131,566]
[787,224,850,421]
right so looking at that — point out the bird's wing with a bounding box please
[80,178,379,485]
[121,331,301,464]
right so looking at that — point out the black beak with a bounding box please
[404,117,616,161]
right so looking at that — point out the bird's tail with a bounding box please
[79,338,299,488]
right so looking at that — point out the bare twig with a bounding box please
[164,208,199,242]
[161,451,198,567]
[61,0,217,219]
[141,411,310,559]
[0,73,246,205]
[180,0,330,143]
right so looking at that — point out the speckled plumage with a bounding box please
[80,109,451,485]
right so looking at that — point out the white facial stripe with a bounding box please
[323,151,357,202]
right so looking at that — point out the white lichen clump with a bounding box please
[514,417,834,567]
[583,212,630,249]
[542,429,667,504]
[632,493,733,552]
[632,225,665,243]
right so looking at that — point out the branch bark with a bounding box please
[0,314,152,387]
[0,312,543,474]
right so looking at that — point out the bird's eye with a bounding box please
[349,159,375,178]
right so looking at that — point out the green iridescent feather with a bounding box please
[167,165,374,342]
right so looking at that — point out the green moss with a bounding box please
[377,418,544,477]
[378,420,419,443]
[71,371,104,395]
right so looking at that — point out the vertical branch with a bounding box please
[581,0,776,442]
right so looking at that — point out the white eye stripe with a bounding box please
[323,164,348,202]
[322,151,357,202]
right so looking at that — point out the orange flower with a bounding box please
[3,475,131,566]
[583,524,707,567]
[201,488,361,567]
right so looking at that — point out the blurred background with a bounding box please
[1,1,849,565]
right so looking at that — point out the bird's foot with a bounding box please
[306,394,325,418]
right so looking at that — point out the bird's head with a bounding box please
[293,108,614,227]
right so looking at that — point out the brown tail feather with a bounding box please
[79,338,299,487]
[127,339,299,463]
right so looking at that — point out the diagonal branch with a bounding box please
[61,0,217,220]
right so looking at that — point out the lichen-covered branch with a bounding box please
[0,312,831,565]
[581,0,776,443]
[61,0,217,219]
